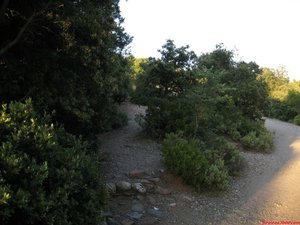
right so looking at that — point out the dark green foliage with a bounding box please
[134,41,273,190]
[0,0,131,135]
[241,129,273,153]
[267,99,298,122]
[258,67,300,124]
[0,100,107,225]
[204,137,244,176]
[135,41,271,144]
[287,89,300,113]
[132,40,199,105]
[293,115,300,125]
[162,133,228,190]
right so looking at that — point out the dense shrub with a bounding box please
[162,133,241,190]
[135,41,272,190]
[241,129,273,153]
[267,99,297,122]
[0,0,131,135]
[204,137,244,176]
[0,100,107,225]
[293,115,300,125]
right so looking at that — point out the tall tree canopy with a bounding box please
[0,0,131,134]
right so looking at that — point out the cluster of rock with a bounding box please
[102,170,172,225]
[105,170,171,196]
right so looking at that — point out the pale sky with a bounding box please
[120,0,300,80]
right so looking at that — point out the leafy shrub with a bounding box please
[293,114,300,125]
[241,129,273,153]
[204,160,228,190]
[162,133,229,190]
[204,137,244,176]
[141,98,195,138]
[267,99,297,122]
[0,100,107,225]
[0,0,131,136]
[134,41,272,192]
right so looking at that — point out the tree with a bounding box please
[0,0,131,134]
[258,67,289,100]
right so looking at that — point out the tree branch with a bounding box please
[0,0,9,20]
[0,13,35,57]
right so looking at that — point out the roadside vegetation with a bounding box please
[1,0,299,223]
[131,40,273,190]
[258,67,300,124]
[0,1,130,224]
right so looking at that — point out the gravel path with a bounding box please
[99,103,300,225]
[99,102,164,183]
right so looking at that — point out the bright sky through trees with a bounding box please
[120,0,300,80]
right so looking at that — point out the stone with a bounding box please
[182,195,193,201]
[127,212,143,221]
[106,183,116,194]
[139,179,152,184]
[132,183,146,194]
[147,178,161,184]
[154,186,171,195]
[121,218,134,225]
[169,203,176,207]
[143,183,155,191]
[131,202,144,212]
[147,208,166,219]
[116,181,132,192]
[128,170,145,178]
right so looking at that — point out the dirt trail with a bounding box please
[99,102,300,225]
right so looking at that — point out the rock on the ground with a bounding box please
[127,211,143,221]
[106,183,117,194]
[147,178,161,184]
[116,181,132,192]
[132,183,146,194]
[147,208,166,219]
[128,170,145,178]
[131,202,144,212]
[154,186,171,195]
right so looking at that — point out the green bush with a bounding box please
[203,137,244,176]
[204,159,228,190]
[162,133,229,190]
[134,41,272,191]
[0,0,131,136]
[293,114,300,125]
[241,129,273,153]
[267,99,298,122]
[0,100,107,225]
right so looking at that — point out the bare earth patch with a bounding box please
[99,102,300,225]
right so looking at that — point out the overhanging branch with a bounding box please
[0,0,9,20]
[0,13,35,57]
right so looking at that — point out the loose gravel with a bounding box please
[99,102,300,225]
